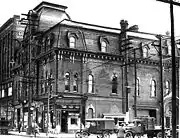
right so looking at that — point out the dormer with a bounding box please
[33,1,71,32]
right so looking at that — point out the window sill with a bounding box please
[110,93,118,96]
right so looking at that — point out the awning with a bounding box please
[103,113,126,118]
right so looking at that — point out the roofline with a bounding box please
[33,1,68,12]
[0,15,20,33]
[44,19,170,41]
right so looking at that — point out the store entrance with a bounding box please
[61,110,68,133]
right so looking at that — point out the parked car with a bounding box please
[0,118,10,134]
[75,118,119,138]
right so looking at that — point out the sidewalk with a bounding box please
[9,130,75,138]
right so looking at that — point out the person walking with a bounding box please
[33,122,40,137]
[18,121,22,133]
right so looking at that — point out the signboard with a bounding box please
[56,99,81,105]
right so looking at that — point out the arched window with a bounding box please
[101,41,107,52]
[143,47,148,58]
[88,74,94,93]
[167,44,171,55]
[88,108,94,118]
[165,80,170,94]
[136,78,140,96]
[69,36,75,48]
[112,73,118,94]
[65,72,70,91]
[150,79,156,97]
[73,73,78,92]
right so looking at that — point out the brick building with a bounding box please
[0,1,179,133]
[0,15,25,124]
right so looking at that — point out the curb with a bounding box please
[9,132,57,138]
[9,131,75,138]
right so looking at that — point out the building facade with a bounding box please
[0,1,179,133]
[0,15,25,126]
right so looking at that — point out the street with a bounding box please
[0,135,28,138]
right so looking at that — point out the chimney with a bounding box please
[120,20,129,32]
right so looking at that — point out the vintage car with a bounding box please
[124,117,168,138]
[75,118,119,138]
[0,119,10,134]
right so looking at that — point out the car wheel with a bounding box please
[125,132,133,138]
[157,132,162,138]
[82,131,89,138]
[75,132,81,138]
[103,131,110,138]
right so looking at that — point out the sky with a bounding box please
[1,0,180,38]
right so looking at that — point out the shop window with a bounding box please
[73,73,78,92]
[150,79,156,97]
[65,72,70,91]
[88,74,94,93]
[112,73,118,94]
[71,118,78,125]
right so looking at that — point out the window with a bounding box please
[2,89,4,98]
[101,41,107,52]
[167,44,171,55]
[165,80,170,94]
[136,78,140,96]
[8,87,12,96]
[45,71,48,93]
[73,73,78,92]
[71,118,78,125]
[150,79,156,97]
[88,108,94,118]
[65,72,70,91]
[88,74,94,93]
[112,73,118,94]
[69,36,75,48]
[143,47,148,58]
[50,71,53,92]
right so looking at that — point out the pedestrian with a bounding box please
[33,122,40,137]
[18,121,22,133]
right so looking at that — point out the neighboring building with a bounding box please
[0,15,25,125]
[0,1,179,133]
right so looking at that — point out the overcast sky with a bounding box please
[1,0,180,37]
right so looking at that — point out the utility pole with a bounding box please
[20,10,38,135]
[156,1,179,138]
[153,35,164,138]
[120,20,138,120]
[133,49,137,117]
[158,35,164,138]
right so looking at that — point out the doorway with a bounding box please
[149,109,156,118]
[61,110,68,133]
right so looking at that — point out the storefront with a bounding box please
[36,95,86,133]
